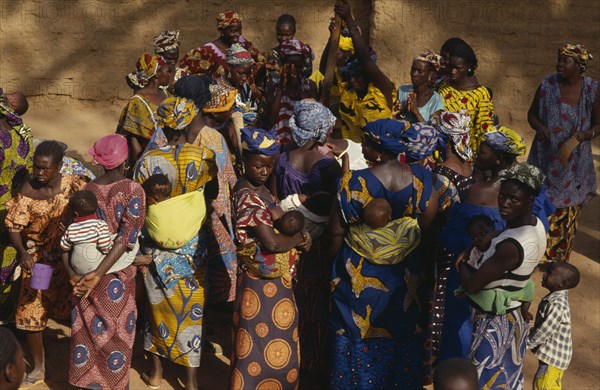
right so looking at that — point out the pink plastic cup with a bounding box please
[30,263,53,290]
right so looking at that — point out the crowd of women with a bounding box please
[0,1,598,389]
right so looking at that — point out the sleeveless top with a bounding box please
[476,217,546,292]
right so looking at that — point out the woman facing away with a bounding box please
[173,75,239,305]
[134,97,217,390]
[229,127,311,390]
[67,135,145,390]
[328,118,437,389]
[6,141,86,388]
[527,43,599,262]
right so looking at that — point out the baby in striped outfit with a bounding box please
[60,190,112,272]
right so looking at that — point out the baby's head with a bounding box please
[142,174,172,206]
[274,210,305,237]
[364,198,392,229]
[433,357,478,390]
[541,261,580,293]
[69,190,98,218]
[4,92,29,116]
[467,214,495,251]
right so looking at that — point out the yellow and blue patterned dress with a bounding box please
[330,165,433,389]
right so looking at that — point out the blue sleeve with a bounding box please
[533,186,556,232]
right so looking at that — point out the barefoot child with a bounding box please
[528,261,580,390]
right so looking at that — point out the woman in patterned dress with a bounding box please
[178,10,262,80]
[229,127,311,390]
[66,134,145,390]
[117,53,171,172]
[527,43,599,261]
[133,97,217,390]
[6,141,86,388]
[436,41,495,152]
[0,89,33,324]
[328,119,437,389]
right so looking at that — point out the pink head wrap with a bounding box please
[88,134,128,170]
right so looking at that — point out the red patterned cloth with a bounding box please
[68,179,145,390]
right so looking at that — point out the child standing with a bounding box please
[528,261,580,390]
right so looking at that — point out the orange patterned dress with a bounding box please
[229,188,300,390]
[5,174,86,331]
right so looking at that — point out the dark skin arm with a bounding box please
[528,85,550,143]
[326,202,346,260]
[8,231,34,271]
[266,72,285,128]
[335,0,394,109]
[459,240,521,294]
[253,224,311,253]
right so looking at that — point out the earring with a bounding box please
[376,154,382,163]
[468,68,473,73]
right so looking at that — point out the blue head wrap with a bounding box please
[289,100,336,147]
[363,119,412,155]
[340,48,377,79]
[240,127,280,156]
[405,122,446,161]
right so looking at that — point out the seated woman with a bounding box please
[117,53,170,172]
[328,118,437,388]
[266,39,318,143]
[229,127,311,390]
[458,163,547,389]
[334,1,397,143]
[178,10,262,80]
[397,51,444,123]
[225,43,264,127]
[436,40,494,152]
[133,97,217,390]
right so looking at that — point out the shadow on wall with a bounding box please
[0,0,371,107]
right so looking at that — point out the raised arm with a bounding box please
[334,0,394,108]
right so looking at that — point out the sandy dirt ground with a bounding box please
[10,107,600,389]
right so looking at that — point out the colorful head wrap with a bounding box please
[404,123,446,161]
[339,36,354,54]
[88,134,128,170]
[483,126,527,156]
[153,30,180,54]
[203,84,237,113]
[0,87,23,128]
[414,50,442,71]
[289,100,336,147]
[157,97,198,131]
[240,127,280,156]
[217,10,241,29]
[363,119,412,156]
[226,43,255,67]
[498,163,545,195]
[431,110,472,161]
[127,53,166,88]
[558,43,593,73]
[280,39,314,61]
[340,48,377,79]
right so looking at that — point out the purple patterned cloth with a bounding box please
[527,74,598,207]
